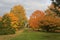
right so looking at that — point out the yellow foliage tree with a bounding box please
[10,5,27,28]
[2,13,19,30]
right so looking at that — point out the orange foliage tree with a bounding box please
[29,10,60,32]
[0,5,27,34]
[29,10,45,30]
[44,0,60,32]
[2,12,19,30]
[10,5,27,28]
[39,15,60,32]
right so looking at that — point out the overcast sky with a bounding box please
[0,0,51,18]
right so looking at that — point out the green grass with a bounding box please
[11,28,60,40]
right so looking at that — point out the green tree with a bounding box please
[49,0,60,16]
[0,13,16,35]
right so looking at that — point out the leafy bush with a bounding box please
[0,28,15,35]
[0,14,16,35]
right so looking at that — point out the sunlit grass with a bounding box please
[11,28,60,40]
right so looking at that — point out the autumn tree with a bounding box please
[2,12,20,30]
[29,10,45,30]
[0,13,16,35]
[44,0,60,32]
[10,5,27,28]
[39,15,60,32]
[29,9,60,32]
[0,5,27,35]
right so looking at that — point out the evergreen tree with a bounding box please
[50,0,60,16]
